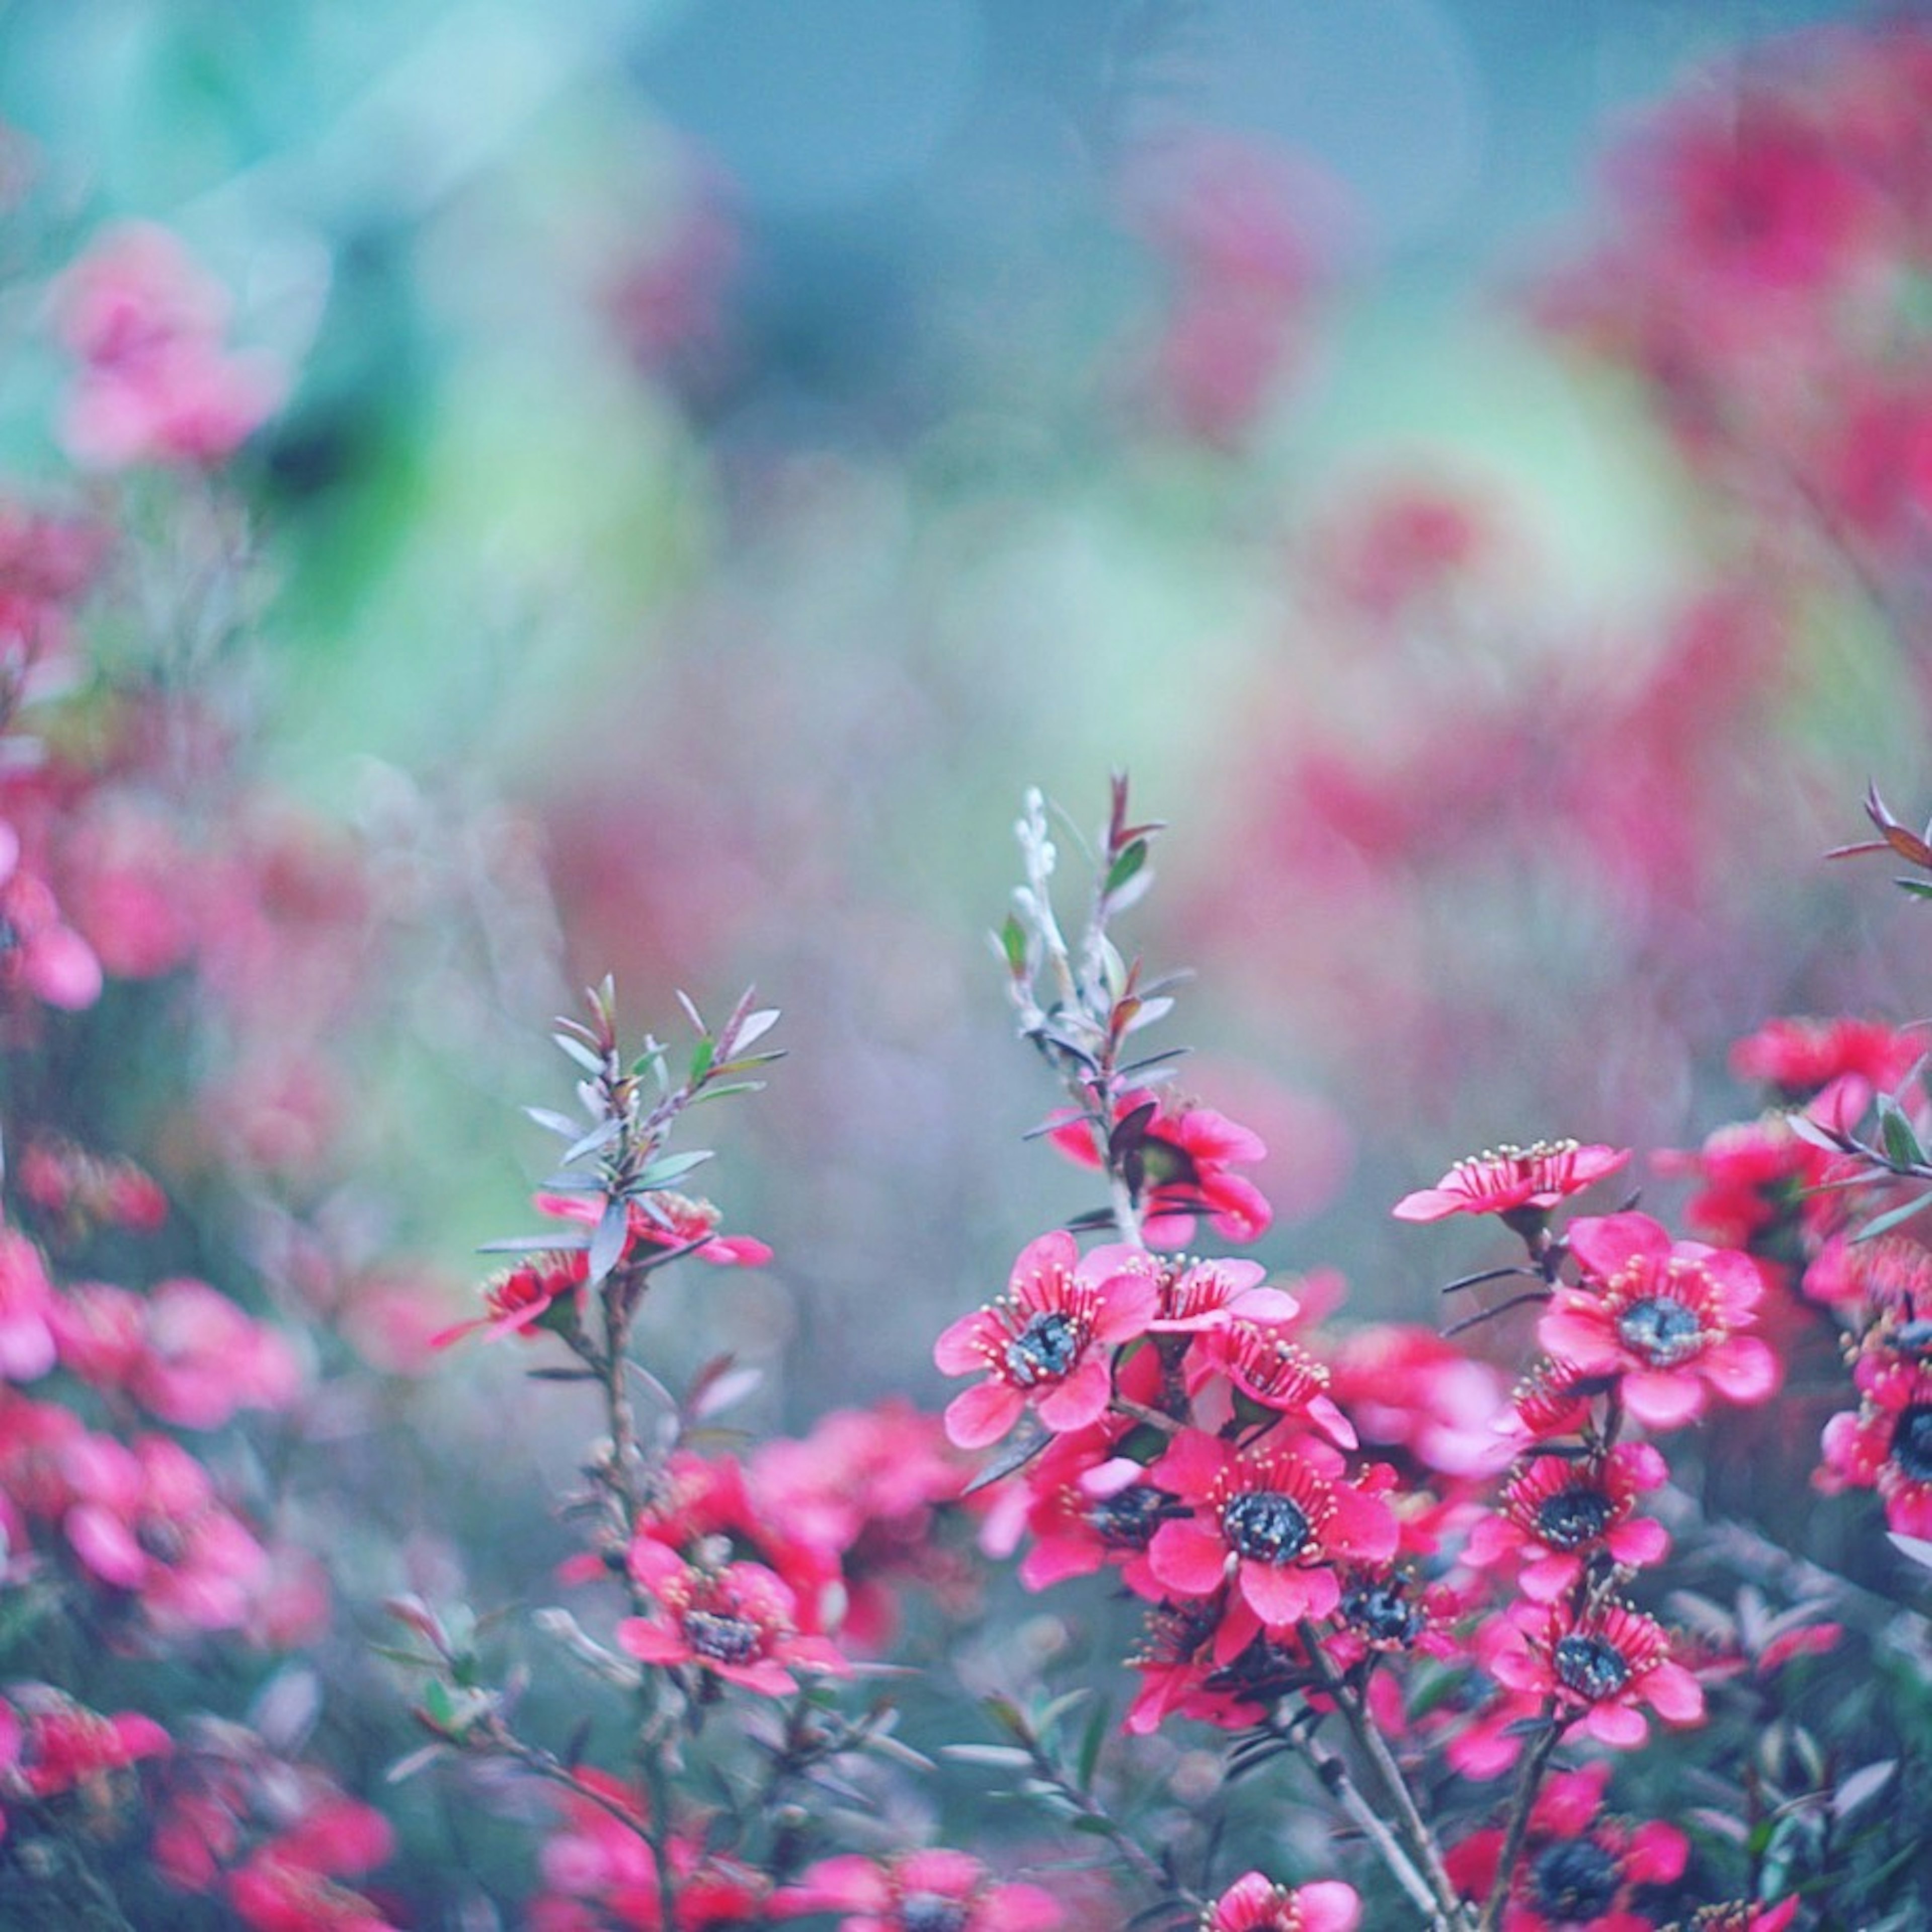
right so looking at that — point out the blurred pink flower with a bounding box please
[54,222,284,468]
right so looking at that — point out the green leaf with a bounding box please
[999,912,1027,973]
[1104,837,1148,898]
[1881,1105,1924,1169]
[1855,1190,1932,1242]
[1894,878,1932,900]
[632,1149,714,1190]
[688,1036,716,1086]
[587,1196,629,1285]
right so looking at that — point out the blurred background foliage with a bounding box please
[1,0,1923,1449]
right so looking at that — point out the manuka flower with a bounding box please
[1393,1141,1629,1226]
[428,1250,587,1349]
[1046,1090,1272,1247]
[1184,1319,1357,1448]
[1487,1598,1704,1751]
[618,1540,849,1696]
[1147,1430,1398,1640]
[1202,1871,1360,1932]
[933,1232,1158,1448]
[772,1848,1061,1932]
[1444,1760,1688,1932]
[1540,1213,1779,1428]
[533,1187,771,1266]
[1463,1443,1670,1599]
[1818,1353,1932,1538]
[1729,1015,1923,1101]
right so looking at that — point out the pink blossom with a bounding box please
[0,819,102,1010]
[1464,1444,1670,1600]
[1147,1430,1397,1641]
[1542,1212,1781,1429]
[1393,1140,1630,1224]
[619,1540,849,1696]
[1202,1872,1360,1932]
[0,1227,58,1382]
[1486,1598,1705,1756]
[772,1847,1061,1932]
[934,1232,1158,1447]
[54,222,284,468]
[60,1431,267,1634]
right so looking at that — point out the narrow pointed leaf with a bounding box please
[587,1196,629,1285]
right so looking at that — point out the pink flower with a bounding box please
[1444,1760,1688,1931]
[1488,1599,1705,1752]
[60,1431,268,1634]
[1046,1092,1272,1247]
[228,1798,397,1932]
[618,1540,849,1696]
[533,1768,769,1930]
[0,820,102,1011]
[133,1278,300,1427]
[1463,1444,1670,1600]
[0,1227,58,1382]
[1147,1430,1398,1639]
[1393,1140,1630,1224]
[1730,1015,1924,1099]
[0,1683,169,1803]
[429,1250,588,1349]
[53,222,284,468]
[772,1847,1061,1932]
[1541,1213,1781,1429]
[533,1187,771,1266]
[933,1232,1158,1447]
[1818,1354,1932,1538]
[1202,1871,1360,1932]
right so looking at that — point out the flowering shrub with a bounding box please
[11,18,1932,1932]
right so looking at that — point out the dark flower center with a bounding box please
[135,1516,187,1564]
[1530,1837,1623,1920]
[1088,1484,1168,1549]
[1003,1310,1079,1387]
[899,1895,971,1932]
[1890,1403,1932,1483]
[1553,1632,1631,1700]
[1340,1578,1423,1644]
[1893,1318,1932,1359]
[1222,1490,1312,1565]
[682,1608,764,1665]
[1616,1295,1704,1367]
[1535,1484,1614,1550]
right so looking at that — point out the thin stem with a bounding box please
[483,1721,655,1843]
[1287,1723,1443,1924]
[1478,1710,1564,1932]
[1297,1622,1469,1927]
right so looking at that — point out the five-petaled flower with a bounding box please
[1540,1213,1779,1428]
[618,1539,849,1696]
[1464,1443,1670,1600]
[933,1232,1158,1447]
[1393,1141,1630,1226]
[1488,1598,1705,1751]
[1147,1429,1398,1642]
